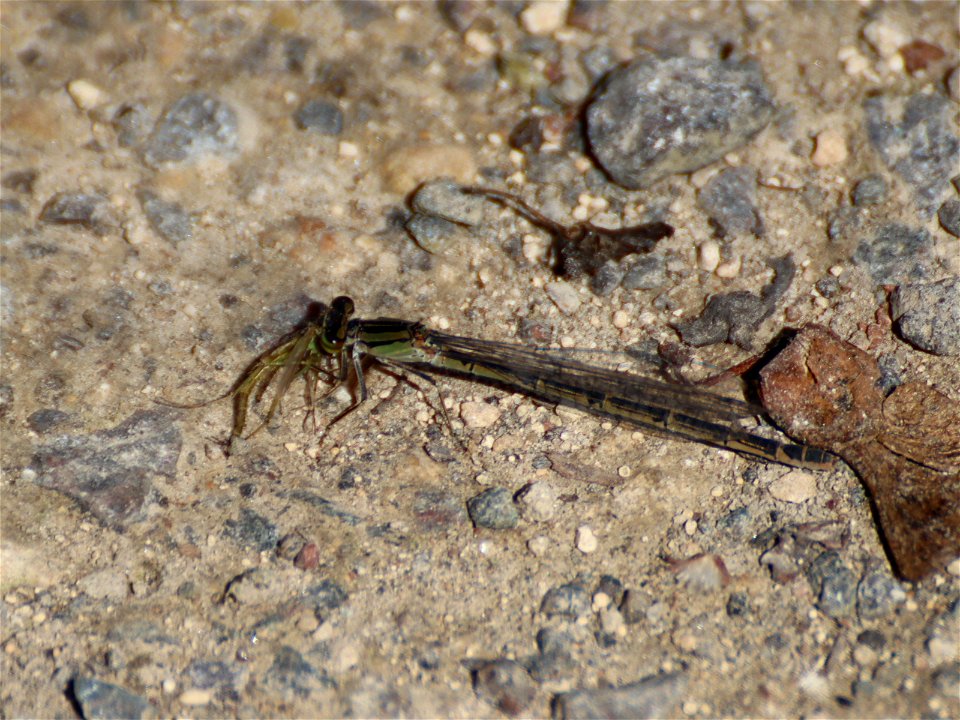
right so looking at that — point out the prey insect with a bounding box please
[161,297,836,469]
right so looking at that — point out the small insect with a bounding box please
[459,186,674,279]
[161,297,835,469]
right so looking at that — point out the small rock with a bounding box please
[27,408,70,433]
[410,178,486,226]
[576,525,598,553]
[545,280,581,314]
[293,98,343,135]
[553,672,688,720]
[853,223,934,283]
[66,78,105,110]
[864,93,959,217]
[938,198,960,237]
[856,571,906,620]
[673,554,730,591]
[467,487,519,529]
[460,401,501,428]
[39,191,110,229]
[77,568,129,602]
[137,189,193,245]
[768,470,818,503]
[811,128,848,166]
[852,174,888,206]
[587,57,775,189]
[72,678,149,720]
[143,92,238,167]
[471,659,536,717]
[381,144,476,195]
[179,688,213,706]
[223,508,279,552]
[540,583,591,619]
[516,481,559,522]
[621,255,667,290]
[698,240,721,272]
[891,277,960,355]
[808,551,856,619]
[519,0,568,35]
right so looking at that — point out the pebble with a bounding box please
[27,409,70,433]
[576,525,598,553]
[890,277,960,356]
[459,401,501,428]
[223,508,279,552]
[948,65,960,103]
[527,535,551,556]
[467,487,519,529]
[586,57,775,188]
[380,144,476,194]
[938,198,960,237]
[142,92,239,167]
[73,678,149,720]
[714,257,741,278]
[29,409,181,528]
[540,583,591,619]
[853,223,934,283]
[864,93,959,217]
[674,554,730,591]
[39,191,110,229]
[768,470,818,504]
[851,174,888,206]
[808,552,857,619]
[862,19,910,60]
[811,128,848,166]
[293,98,343,135]
[697,167,763,236]
[516,481,558,522]
[471,659,536,717]
[553,672,688,719]
[66,78,105,110]
[545,280,581,314]
[410,178,486,225]
[622,255,668,290]
[179,688,213,706]
[519,0,568,35]
[698,241,721,272]
[137,189,193,245]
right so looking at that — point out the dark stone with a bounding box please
[293,99,344,135]
[864,93,959,217]
[72,678,149,720]
[853,223,934,284]
[223,508,279,552]
[553,672,688,719]
[540,583,591,618]
[851,175,888,206]
[137,190,192,244]
[697,166,763,237]
[143,92,238,167]
[29,410,181,527]
[938,198,960,237]
[467,487,519,529]
[890,277,960,355]
[587,57,775,188]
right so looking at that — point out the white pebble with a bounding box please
[545,280,581,314]
[768,470,818,503]
[811,128,848,167]
[520,0,569,35]
[527,535,551,556]
[460,401,501,428]
[863,19,910,59]
[698,241,721,272]
[715,256,742,278]
[576,525,598,553]
[67,79,105,110]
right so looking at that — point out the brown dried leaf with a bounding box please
[759,325,960,581]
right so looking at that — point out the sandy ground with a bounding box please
[1,2,958,718]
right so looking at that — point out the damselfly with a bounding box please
[163,297,836,469]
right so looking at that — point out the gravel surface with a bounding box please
[2,3,958,719]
